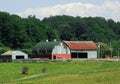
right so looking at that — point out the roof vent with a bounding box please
[54,39,57,42]
[46,39,48,42]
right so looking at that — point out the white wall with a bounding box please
[86,50,97,58]
[12,51,28,60]
[71,50,97,58]
[52,42,70,54]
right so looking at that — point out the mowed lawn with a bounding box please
[0,61,120,84]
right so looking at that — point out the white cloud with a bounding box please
[17,1,120,21]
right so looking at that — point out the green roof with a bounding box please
[32,41,60,54]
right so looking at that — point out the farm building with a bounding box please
[32,41,98,59]
[63,41,98,58]
[0,51,28,62]
[32,41,71,59]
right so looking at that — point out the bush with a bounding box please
[0,46,11,55]
[41,66,47,73]
[22,66,29,74]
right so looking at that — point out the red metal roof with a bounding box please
[63,41,98,50]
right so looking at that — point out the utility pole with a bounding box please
[118,48,120,59]
[110,42,112,58]
[98,42,101,58]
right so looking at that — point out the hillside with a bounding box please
[42,15,120,41]
[0,11,120,56]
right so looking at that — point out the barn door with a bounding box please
[71,52,88,58]
[78,53,88,58]
[16,55,24,59]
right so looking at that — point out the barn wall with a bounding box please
[71,50,97,58]
[86,50,97,58]
[12,54,28,60]
[12,51,28,60]
[52,43,70,54]
[51,42,71,59]
[31,54,51,59]
[52,54,71,59]
[0,56,12,62]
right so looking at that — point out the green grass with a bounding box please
[0,61,120,84]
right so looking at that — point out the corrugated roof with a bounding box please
[63,41,98,50]
[1,50,27,56]
[32,41,60,54]
[1,51,13,56]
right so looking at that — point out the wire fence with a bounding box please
[11,58,120,62]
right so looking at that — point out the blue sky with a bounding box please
[0,0,120,21]
[0,0,105,12]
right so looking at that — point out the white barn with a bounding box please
[32,42,71,59]
[32,41,98,59]
[63,41,98,58]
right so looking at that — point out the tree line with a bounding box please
[0,11,120,57]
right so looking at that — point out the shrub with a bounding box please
[22,66,29,74]
[41,66,47,73]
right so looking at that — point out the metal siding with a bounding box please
[52,54,71,59]
[0,56,12,62]
[52,43,71,59]
[71,50,97,58]
[52,43,70,54]
[12,51,28,60]
[87,51,97,58]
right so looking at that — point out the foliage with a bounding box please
[0,42,11,54]
[20,48,32,54]
[22,66,29,74]
[97,41,120,57]
[42,16,120,42]
[0,12,60,50]
[41,66,48,73]
[111,40,120,56]
[97,42,111,58]
[0,11,120,56]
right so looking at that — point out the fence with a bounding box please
[11,58,120,62]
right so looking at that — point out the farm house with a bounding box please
[0,51,28,61]
[63,41,98,58]
[32,41,71,59]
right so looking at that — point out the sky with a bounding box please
[0,0,120,22]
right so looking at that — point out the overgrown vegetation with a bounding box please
[0,62,120,84]
[22,66,29,74]
[0,11,120,56]
[41,66,48,73]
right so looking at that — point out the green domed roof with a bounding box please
[32,41,60,54]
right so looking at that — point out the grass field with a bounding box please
[0,61,120,84]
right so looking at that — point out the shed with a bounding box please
[63,41,98,58]
[0,51,28,61]
[32,41,71,59]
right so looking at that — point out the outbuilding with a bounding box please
[63,41,98,58]
[32,41,71,60]
[32,41,98,60]
[0,51,28,62]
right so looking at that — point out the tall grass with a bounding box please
[0,61,120,84]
